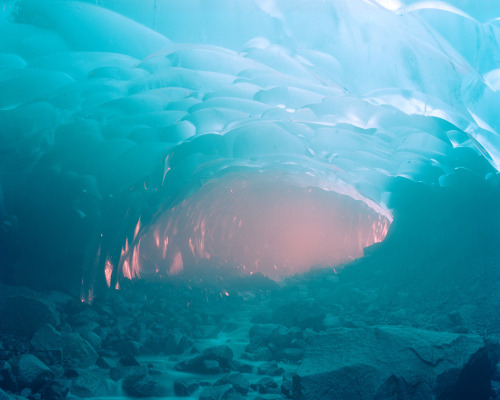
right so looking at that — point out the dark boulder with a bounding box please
[294,326,497,400]
[31,324,62,351]
[258,361,284,376]
[0,388,15,400]
[41,379,69,400]
[173,379,200,396]
[70,371,112,398]
[14,354,54,391]
[31,325,98,368]
[0,296,59,337]
[0,360,17,392]
[214,373,249,395]
[61,333,98,368]
[199,384,242,400]
[175,345,234,374]
[252,377,278,394]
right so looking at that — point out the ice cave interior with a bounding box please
[1,0,499,295]
[0,1,500,399]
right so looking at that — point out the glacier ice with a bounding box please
[0,0,499,294]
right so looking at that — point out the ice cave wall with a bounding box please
[0,0,499,295]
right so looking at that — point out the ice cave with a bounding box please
[0,0,499,399]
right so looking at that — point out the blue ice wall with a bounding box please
[0,0,499,294]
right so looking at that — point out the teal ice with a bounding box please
[0,0,499,298]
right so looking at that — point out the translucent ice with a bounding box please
[0,0,498,293]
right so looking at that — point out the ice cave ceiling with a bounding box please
[0,0,499,296]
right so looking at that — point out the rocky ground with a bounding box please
[0,256,499,400]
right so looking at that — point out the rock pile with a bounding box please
[0,270,499,400]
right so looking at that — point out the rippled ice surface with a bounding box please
[0,0,499,296]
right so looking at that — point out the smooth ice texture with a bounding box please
[126,171,391,280]
[0,0,499,293]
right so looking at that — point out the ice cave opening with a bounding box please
[1,1,500,399]
[116,170,392,284]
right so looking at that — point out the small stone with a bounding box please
[257,361,284,376]
[281,375,293,398]
[278,348,304,363]
[253,377,278,394]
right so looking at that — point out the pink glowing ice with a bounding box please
[117,171,392,281]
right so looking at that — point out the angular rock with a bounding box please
[80,331,102,350]
[214,373,249,395]
[14,354,54,391]
[41,379,69,400]
[113,340,141,357]
[249,325,280,341]
[61,333,98,368]
[272,299,325,330]
[202,360,222,374]
[281,375,293,399]
[294,326,496,400]
[0,388,15,400]
[258,361,284,376]
[175,345,234,374]
[199,384,242,400]
[0,296,59,337]
[162,332,192,354]
[96,356,119,369]
[71,371,112,398]
[32,326,97,369]
[31,324,62,351]
[0,360,17,392]
[227,359,253,374]
[122,369,166,397]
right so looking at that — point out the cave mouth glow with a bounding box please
[113,170,392,284]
